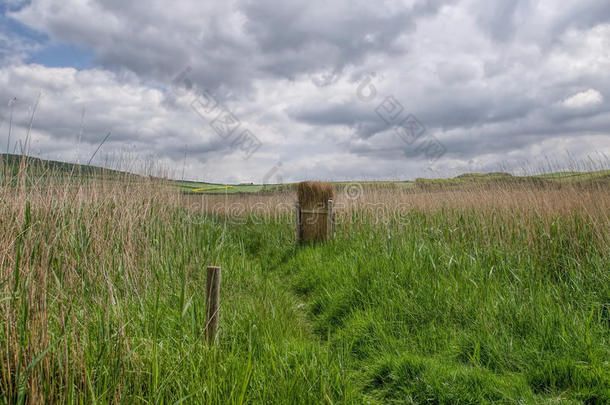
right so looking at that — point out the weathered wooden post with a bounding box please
[295,202,301,244]
[205,265,221,344]
[295,182,335,243]
[327,199,334,240]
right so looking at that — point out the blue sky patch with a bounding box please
[28,42,93,69]
[2,3,93,70]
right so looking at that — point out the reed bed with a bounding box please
[182,181,610,245]
[1,160,609,403]
[1,170,180,402]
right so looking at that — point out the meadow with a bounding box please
[1,155,609,403]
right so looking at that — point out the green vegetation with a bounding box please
[178,181,286,194]
[0,153,133,178]
[1,157,609,403]
[0,153,136,187]
[212,207,609,403]
[414,171,610,190]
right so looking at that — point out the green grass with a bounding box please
[3,187,608,403]
[414,170,610,190]
[2,156,609,403]
[178,181,267,194]
[1,195,360,403]
[230,211,609,403]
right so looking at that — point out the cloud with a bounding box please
[561,89,604,109]
[0,64,227,165]
[0,0,608,182]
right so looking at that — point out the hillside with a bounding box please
[1,153,132,177]
[3,153,609,193]
[0,153,142,187]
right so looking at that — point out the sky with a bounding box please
[0,0,609,183]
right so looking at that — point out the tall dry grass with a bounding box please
[0,164,179,403]
[182,181,610,244]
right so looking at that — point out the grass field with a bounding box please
[179,172,610,195]
[1,155,609,403]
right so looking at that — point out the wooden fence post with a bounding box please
[295,202,301,244]
[327,199,334,240]
[205,266,221,344]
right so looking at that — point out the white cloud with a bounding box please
[562,89,604,109]
[1,0,609,181]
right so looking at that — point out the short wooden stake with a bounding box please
[295,202,301,244]
[205,266,221,344]
[327,199,334,240]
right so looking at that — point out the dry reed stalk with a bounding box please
[0,166,179,403]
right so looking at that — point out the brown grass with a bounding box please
[180,181,610,247]
[0,167,178,403]
[183,181,608,217]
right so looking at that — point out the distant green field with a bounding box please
[178,181,271,194]
[177,180,414,194]
[413,171,610,190]
[178,171,610,195]
[3,153,609,193]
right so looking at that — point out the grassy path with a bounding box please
[225,213,609,403]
